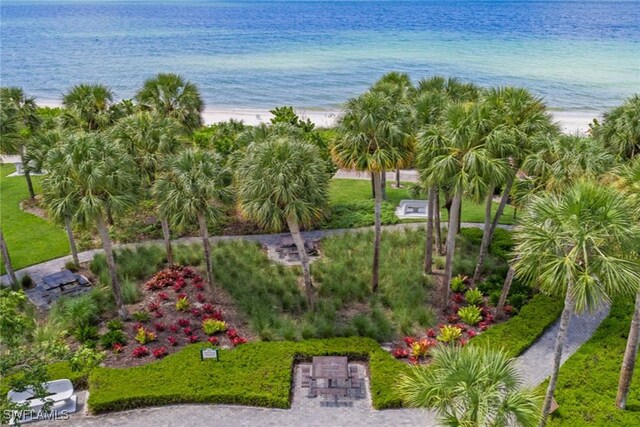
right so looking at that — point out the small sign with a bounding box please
[201,347,219,361]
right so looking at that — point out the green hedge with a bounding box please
[87,337,409,413]
[546,299,640,426]
[471,293,563,358]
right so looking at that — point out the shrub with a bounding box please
[73,325,99,344]
[132,311,150,323]
[437,325,462,343]
[450,275,466,293]
[153,347,168,359]
[106,319,123,331]
[64,261,80,272]
[132,346,150,358]
[434,256,446,270]
[488,228,513,260]
[135,327,156,345]
[100,330,127,350]
[176,296,190,311]
[20,274,34,289]
[458,305,482,325]
[49,293,101,331]
[202,319,228,336]
[464,288,484,306]
[508,294,527,311]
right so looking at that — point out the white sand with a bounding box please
[36,99,599,134]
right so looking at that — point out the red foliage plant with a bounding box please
[168,336,178,346]
[183,327,193,336]
[196,293,207,303]
[231,336,247,346]
[188,334,199,343]
[392,347,409,358]
[452,293,465,304]
[157,292,169,301]
[207,336,219,345]
[153,347,168,359]
[168,324,179,333]
[177,318,190,327]
[190,308,202,318]
[148,300,161,312]
[227,328,238,339]
[154,322,166,332]
[426,328,437,338]
[132,346,150,358]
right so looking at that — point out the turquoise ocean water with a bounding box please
[1,0,639,111]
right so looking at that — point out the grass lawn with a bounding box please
[329,179,517,225]
[0,164,69,276]
[545,298,640,426]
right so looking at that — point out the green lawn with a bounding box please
[0,164,69,275]
[545,299,640,426]
[329,179,517,225]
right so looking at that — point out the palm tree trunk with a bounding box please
[490,173,515,238]
[496,265,515,319]
[197,212,215,297]
[456,199,462,234]
[381,168,387,201]
[160,217,174,267]
[395,167,401,188]
[0,229,18,286]
[96,214,128,320]
[434,188,443,256]
[471,185,496,286]
[20,152,36,200]
[372,170,382,293]
[370,172,375,199]
[540,280,576,426]
[423,187,436,274]
[106,206,114,226]
[64,217,80,266]
[616,289,640,409]
[287,217,315,311]
[443,189,462,309]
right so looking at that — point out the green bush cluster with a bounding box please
[322,200,399,229]
[86,337,408,413]
[546,299,640,426]
[471,293,563,358]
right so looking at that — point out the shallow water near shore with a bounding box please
[2,0,639,112]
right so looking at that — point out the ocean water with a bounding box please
[1,0,639,111]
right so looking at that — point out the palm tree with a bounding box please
[612,158,640,409]
[471,87,556,285]
[135,73,204,132]
[593,94,640,160]
[414,77,479,270]
[398,345,541,427]
[0,228,17,286]
[331,90,412,293]
[62,83,115,131]
[42,133,138,319]
[236,136,329,309]
[0,87,41,199]
[153,149,230,293]
[513,181,640,425]
[25,129,82,266]
[419,102,507,308]
[113,113,187,266]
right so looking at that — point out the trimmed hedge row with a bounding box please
[471,293,563,358]
[546,299,640,426]
[87,337,410,413]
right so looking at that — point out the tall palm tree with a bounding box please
[135,73,204,132]
[419,102,507,308]
[26,129,82,265]
[612,158,640,409]
[62,83,115,131]
[0,87,41,199]
[236,136,329,309]
[513,181,640,425]
[42,133,138,319]
[331,90,412,293]
[471,87,556,285]
[153,149,230,294]
[113,113,187,266]
[398,345,541,427]
[593,94,640,160]
[415,77,480,270]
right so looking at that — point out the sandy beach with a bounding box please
[36,99,599,134]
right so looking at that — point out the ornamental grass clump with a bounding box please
[458,305,482,325]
